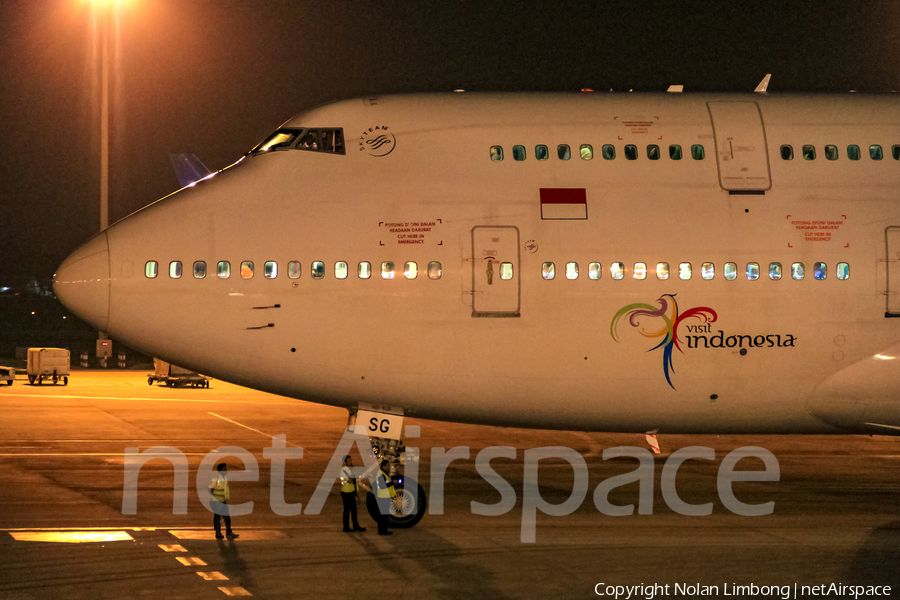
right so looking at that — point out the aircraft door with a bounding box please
[885,227,900,315]
[472,226,520,317]
[707,101,772,193]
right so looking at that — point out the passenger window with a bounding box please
[701,262,714,280]
[802,145,816,160]
[288,261,301,279]
[814,262,827,280]
[513,145,526,161]
[837,262,849,280]
[847,145,861,161]
[381,261,395,279]
[602,145,616,160]
[691,145,705,160]
[217,261,231,279]
[791,263,804,280]
[611,263,624,280]
[825,145,839,161]
[193,261,206,279]
[499,262,512,280]
[724,262,737,280]
[747,262,760,281]
[311,261,325,279]
[893,145,900,161]
[535,145,549,161]
[240,261,254,279]
[566,262,579,280]
[490,146,503,162]
[647,145,660,160]
[404,261,418,279]
[335,261,348,280]
[780,145,794,160]
[169,261,182,279]
[145,261,158,278]
[557,144,571,160]
[870,145,884,160]
[358,262,372,279]
[769,262,782,280]
[669,145,682,160]
[264,261,278,279]
[580,144,593,160]
[624,145,637,160]
[657,262,669,280]
[588,262,601,280]
[428,261,442,280]
[679,262,692,280]
[542,262,556,280]
[633,262,646,280]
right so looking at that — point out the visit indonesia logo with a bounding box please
[610,294,796,389]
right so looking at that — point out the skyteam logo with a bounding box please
[610,294,716,390]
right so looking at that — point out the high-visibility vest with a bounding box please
[210,474,229,502]
[375,470,395,498]
[340,466,356,493]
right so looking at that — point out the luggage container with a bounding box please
[27,348,70,385]
[0,366,15,386]
[148,359,210,388]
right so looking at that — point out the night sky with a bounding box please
[2,1,899,285]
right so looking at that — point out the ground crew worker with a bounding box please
[209,463,239,540]
[373,459,396,536]
[340,455,366,532]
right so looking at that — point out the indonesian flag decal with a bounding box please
[540,188,587,220]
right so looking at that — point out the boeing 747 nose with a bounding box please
[53,231,110,332]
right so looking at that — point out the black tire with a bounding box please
[365,477,427,529]
[28,375,35,385]
[6,379,12,386]
[147,377,153,386]
[63,377,68,386]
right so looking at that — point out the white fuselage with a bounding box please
[53,92,900,435]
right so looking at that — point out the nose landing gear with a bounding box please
[364,435,427,529]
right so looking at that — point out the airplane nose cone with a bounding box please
[53,232,110,332]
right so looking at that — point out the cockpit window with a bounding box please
[252,130,300,153]
[250,127,345,156]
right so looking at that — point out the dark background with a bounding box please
[1,1,900,354]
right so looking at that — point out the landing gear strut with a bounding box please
[364,435,427,529]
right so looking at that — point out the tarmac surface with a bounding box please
[1,371,899,599]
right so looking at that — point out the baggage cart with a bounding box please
[148,359,210,388]
[0,366,15,386]
[27,348,69,385]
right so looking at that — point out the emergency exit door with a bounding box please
[886,227,900,315]
[472,226,520,317]
[707,101,772,192]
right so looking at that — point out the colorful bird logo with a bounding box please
[610,295,717,389]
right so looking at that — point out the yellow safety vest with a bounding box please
[210,474,229,502]
[340,466,356,493]
[375,470,395,498]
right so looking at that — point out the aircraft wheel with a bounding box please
[6,379,12,386]
[147,377,153,386]
[365,477,427,529]
[28,375,35,385]
[63,377,68,386]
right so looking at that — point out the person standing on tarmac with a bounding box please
[340,455,366,533]
[209,463,239,540]
[373,459,397,536]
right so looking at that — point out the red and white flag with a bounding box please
[540,188,587,220]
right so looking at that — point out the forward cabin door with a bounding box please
[707,101,772,193]
[886,227,900,316]
[472,226,520,317]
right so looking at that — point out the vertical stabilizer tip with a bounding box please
[755,74,772,93]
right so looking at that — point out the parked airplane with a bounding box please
[53,87,900,525]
